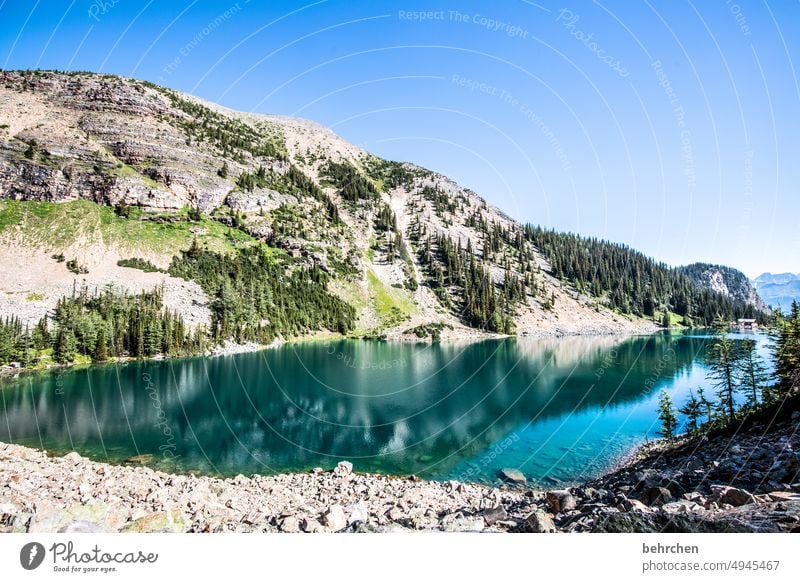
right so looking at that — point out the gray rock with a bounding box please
[333,461,353,477]
[546,490,577,513]
[480,506,508,526]
[301,517,323,533]
[644,486,673,506]
[711,485,757,507]
[321,504,347,532]
[346,501,368,525]
[59,520,106,533]
[524,511,556,533]
[498,468,526,484]
[279,515,300,533]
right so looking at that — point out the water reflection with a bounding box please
[1,332,715,484]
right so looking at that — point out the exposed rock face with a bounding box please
[679,263,768,312]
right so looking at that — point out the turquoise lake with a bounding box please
[0,331,768,486]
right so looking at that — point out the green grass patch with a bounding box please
[367,269,416,329]
[0,200,257,256]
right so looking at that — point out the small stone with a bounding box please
[321,504,347,532]
[279,516,300,533]
[346,501,368,525]
[301,517,323,533]
[498,468,526,484]
[59,520,105,533]
[63,452,82,464]
[524,511,556,533]
[481,506,508,526]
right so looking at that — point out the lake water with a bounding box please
[0,331,765,487]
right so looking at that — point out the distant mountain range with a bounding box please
[754,273,800,313]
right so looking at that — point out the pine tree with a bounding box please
[736,339,770,408]
[93,326,109,362]
[774,301,800,394]
[658,390,678,441]
[696,387,715,424]
[678,388,703,434]
[54,327,77,363]
[706,323,741,422]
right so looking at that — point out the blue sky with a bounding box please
[1,0,797,277]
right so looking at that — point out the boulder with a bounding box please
[546,490,577,513]
[711,485,757,507]
[321,504,347,532]
[333,461,353,477]
[617,497,651,513]
[346,501,369,525]
[525,511,556,533]
[301,517,324,533]
[63,452,83,464]
[481,506,509,526]
[443,517,485,532]
[644,486,673,506]
[498,468,527,484]
[767,491,800,502]
[278,515,300,533]
[120,507,186,533]
[60,520,105,533]
[29,502,125,533]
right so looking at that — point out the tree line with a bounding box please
[0,285,207,367]
[525,225,763,325]
[168,240,356,344]
[0,240,358,368]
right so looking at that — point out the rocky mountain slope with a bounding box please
[755,273,800,313]
[0,70,655,343]
[678,263,768,313]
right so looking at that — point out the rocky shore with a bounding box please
[1,409,799,533]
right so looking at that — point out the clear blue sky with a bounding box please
[1,0,797,277]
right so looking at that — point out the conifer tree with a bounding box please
[658,390,678,441]
[706,323,741,422]
[678,388,703,434]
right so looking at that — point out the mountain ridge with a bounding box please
[0,70,766,362]
[754,272,800,313]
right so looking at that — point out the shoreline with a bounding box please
[0,326,664,382]
[2,404,798,533]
